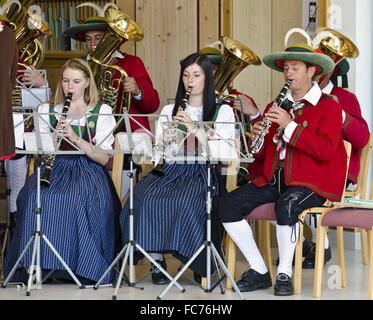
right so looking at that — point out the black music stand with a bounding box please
[2,111,85,295]
[92,111,185,300]
[156,119,246,300]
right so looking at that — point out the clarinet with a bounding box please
[248,80,292,159]
[40,93,73,187]
[152,87,192,177]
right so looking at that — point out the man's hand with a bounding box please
[21,71,46,87]
[123,76,141,96]
[252,120,264,136]
[264,105,292,129]
[233,94,258,116]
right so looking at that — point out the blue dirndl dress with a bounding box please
[4,155,122,285]
[119,160,221,276]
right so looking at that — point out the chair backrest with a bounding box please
[341,140,352,203]
[111,134,155,203]
[345,132,373,200]
[112,134,124,199]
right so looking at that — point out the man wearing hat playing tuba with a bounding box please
[300,28,370,269]
[199,44,261,123]
[64,3,160,200]
[217,43,348,296]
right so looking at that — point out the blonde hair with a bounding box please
[54,58,98,107]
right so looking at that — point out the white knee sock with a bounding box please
[5,157,28,212]
[223,220,268,274]
[307,214,329,249]
[276,223,299,277]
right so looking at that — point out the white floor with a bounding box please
[0,247,370,301]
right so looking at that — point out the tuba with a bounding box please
[312,27,359,85]
[5,0,52,125]
[213,38,261,179]
[89,7,143,130]
[313,27,359,61]
[214,37,262,100]
[213,37,261,139]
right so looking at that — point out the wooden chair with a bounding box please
[344,133,373,264]
[225,141,352,293]
[313,179,373,300]
[295,133,373,293]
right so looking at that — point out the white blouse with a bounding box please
[37,103,116,150]
[156,103,236,142]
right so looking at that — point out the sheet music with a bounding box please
[21,87,52,108]
[207,139,240,161]
[116,132,152,155]
[24,132,56,152]
[12,113,25,149]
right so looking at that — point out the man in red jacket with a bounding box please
[217,44,347,296]
[301,32,369,268]
[64,7,160,200]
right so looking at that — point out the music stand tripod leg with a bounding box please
[40,234,84,288]
[157,161,244,300]
[94,243,129,289]
[3,160,85,294]
[2,234,35,288]
[100,155,185,299]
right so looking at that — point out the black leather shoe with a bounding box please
[276,239,313,266]
[302,243,332,269]
[236,269,272,292]
[274,273,294,296]
[151,260,168,285]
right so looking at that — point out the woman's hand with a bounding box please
[57,119,79,144]
[173,110,196,132]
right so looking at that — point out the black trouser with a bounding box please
[218,166,326,226]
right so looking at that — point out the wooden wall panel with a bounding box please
[115,0,136,55]
[220,0,233,38]
[198,0,220,49]
[232,0,272,112]
[135,0,197,108]
[271,0,303,100]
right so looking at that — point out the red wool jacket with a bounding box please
[110,52,160,133]
[331,87,369,183]
[249,94,347,202]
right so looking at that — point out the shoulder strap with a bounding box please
[49,104,58,129]
[85,101,102,138]
[212,102,222,122]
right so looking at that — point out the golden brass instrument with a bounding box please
[5,2,52,130]
[214,37,262,100]
[213,37,261,138]
[314,27,359,61]
[89,7,143,128]
[312,27,359,84]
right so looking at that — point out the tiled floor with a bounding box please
[0,247,370,301]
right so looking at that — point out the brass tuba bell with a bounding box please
[313,27,359,61]
[214,37,262,100]
[4,1,52,129]
[89,7,143,127]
